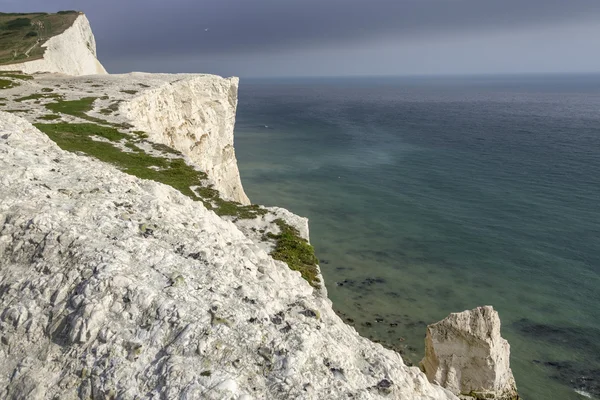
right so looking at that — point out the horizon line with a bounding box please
[234,71,600,80]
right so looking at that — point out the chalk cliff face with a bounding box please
[124,74,250,205]
[0,14,107,76]
[0,111,456,399]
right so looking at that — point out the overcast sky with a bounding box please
[3,0,600,77]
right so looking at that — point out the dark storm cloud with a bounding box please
[3,0,600,59]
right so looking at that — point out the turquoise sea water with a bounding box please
[233,75,600,399]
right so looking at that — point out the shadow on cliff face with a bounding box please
[514,319,600,397]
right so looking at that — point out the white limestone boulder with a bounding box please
[420,306,519,400]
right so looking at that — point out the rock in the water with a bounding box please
[420,306,519,400]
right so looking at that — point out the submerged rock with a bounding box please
[420,306,519,400]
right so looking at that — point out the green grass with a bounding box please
[151,142,183,156]
[0,79,16,89]
[39,114,61,120]
[45,96,96,117]
[14,93,62,102]
[266,219,320,288]
[132,131,149,139]
[44,97,123,127]
[0,72,33,80]
[34,122,266,220]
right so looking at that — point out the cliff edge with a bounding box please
[124,73,250,205]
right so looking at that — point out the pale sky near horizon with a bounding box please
[2,0,600,77]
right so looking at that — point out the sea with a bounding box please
[233,74,600,400]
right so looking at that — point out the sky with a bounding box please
[2,0,600,77]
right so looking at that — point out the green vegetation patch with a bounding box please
[0,78,17,89]
[0,71,33,80]
[120,89,138,95]
[46,96,96,117]
[107,101,121,112]
[151,142,183,156]
[39,114,61,120]
[265,219,320,288]
[132,131,149,139]
[15,92,62,102]
[34,122,266,221]
[45,97,121,126]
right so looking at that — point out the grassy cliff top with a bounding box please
[0,11,80,66]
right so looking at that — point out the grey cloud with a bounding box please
[4,0,600,58]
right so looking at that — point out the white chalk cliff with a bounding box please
[124,74,250,204]
[0,111,457,399]
[0,14,107,76]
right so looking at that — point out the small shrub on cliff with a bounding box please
[5,18,31,29]
[39,114,61,121]
[0,78,16,89]
[265,219,321,288]
[0,72,33,80]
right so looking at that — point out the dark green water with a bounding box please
[234,75,600,399]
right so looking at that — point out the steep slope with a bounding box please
[0,111,456,399]
[0,71,325,295]
[0,12,106,76]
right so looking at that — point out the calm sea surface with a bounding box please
[234,75,600,399]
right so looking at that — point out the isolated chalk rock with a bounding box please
[420,306,519,400]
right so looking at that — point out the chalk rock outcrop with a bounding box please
[420,306,519,400]
[124,73,250,204]
[0,14,106,76]
[0,111,456,399]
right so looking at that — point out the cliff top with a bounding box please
[0,71,323,291]
[0,11,81,66]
